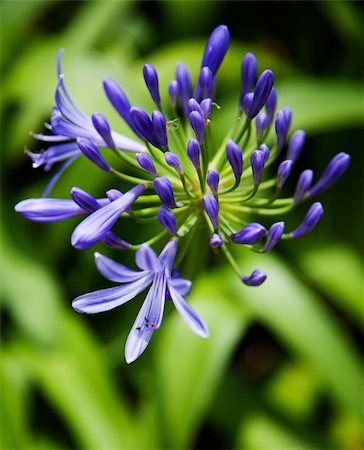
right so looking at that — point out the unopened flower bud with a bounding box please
[136,153,157,176]
[308,152,350,197]
[153,177,176,208]
[202,195,219,230]
[291,202,324,239]
[242,269,267,286]
[231,223,266,244]
[157,206,177,234]
[77,138,111,172]
[92,113,115,149]
[143,64,161,106]
[226,139,243,182]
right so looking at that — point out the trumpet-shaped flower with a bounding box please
[72,240,208,363]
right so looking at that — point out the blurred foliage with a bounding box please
[1,1,363,449]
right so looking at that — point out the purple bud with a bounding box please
[189,111,205,144]
[106,189,122,202]
[201,25,230,75]
[308,152,350,197]
[263,221,285,252]
[153,177,176,208]
[152,111,168,149]
[250,150,265,185]
[258,144,270,164]
[200,98,213,119]
[188,98,204,116]
[241,52,257,96]
[168,80,179,106]
[241,92,254,113]
[187,138,201,169]
[92,113,115,149]
[103,77,133,129]
[165,151,183,174]
[209,233,223,247]
[293,169,313,205]
[282,107,293,130]
[226,139,243,182]
[286,130,306,162]
[70,187,100,212]
[129,107,153,142]
[277,160,294,189]
[157,206,177,234]
[76,138,111,172]
[265,87,277,124]
[143,64,161,106]
[136,153,157,176]
[247,70,275,120]
[242,269,267,286]
[231,222,266,245]
[176,62,192,117]
[256,112,269,140]
[275,110,289,151]
[207,169,220,193]
[291,202,324,239]
[194,66,215,100]
[202,194,219,229]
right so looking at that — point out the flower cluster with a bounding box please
[15,25,350,363]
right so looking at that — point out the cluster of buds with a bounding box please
[15,25,350,363]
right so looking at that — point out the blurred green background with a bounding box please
[1,1,363,449]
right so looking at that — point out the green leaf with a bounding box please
[154,280,251,449]
[298,244,364,327]
[213,252,363,418]
[236,412,315,450]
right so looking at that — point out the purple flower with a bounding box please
[251,150,265,186]
[91,113,115,149]
[308,152,350,197]
[153,177,176,208]
[76,138,111,172]
[290,202,324,239]
[275,110,289,151]
[136,153,157,176]
[241,52,257,97]
[200,24,230,75]
[168,80,179,106]
[207,169,220,193]
[242,269,267,286]
[202,195,219,230]
[247,70,275,120]
[194,66,215,101]
[15,188,130,250]
[226,139,243,182]
[187,138,201,169]
[286,130,306,162]
[72,240,208,363]
[71,184,146,249]
[30,51,144,173]
[189,111,205,144]
[209,233,223,247]
[143,64,161,106]
[293,169,313,205]
[176,62,192,117]
[277,160,294,189]
[157,206,177,234]
[165,152,183,175]
[262,221,285,252]
[231,223,266,245]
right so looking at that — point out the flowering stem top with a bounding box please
[15,25,350,363]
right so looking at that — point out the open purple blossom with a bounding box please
[15,24,350,364]
[72,240,208,363]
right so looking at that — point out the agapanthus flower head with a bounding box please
[15,25,350,363]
